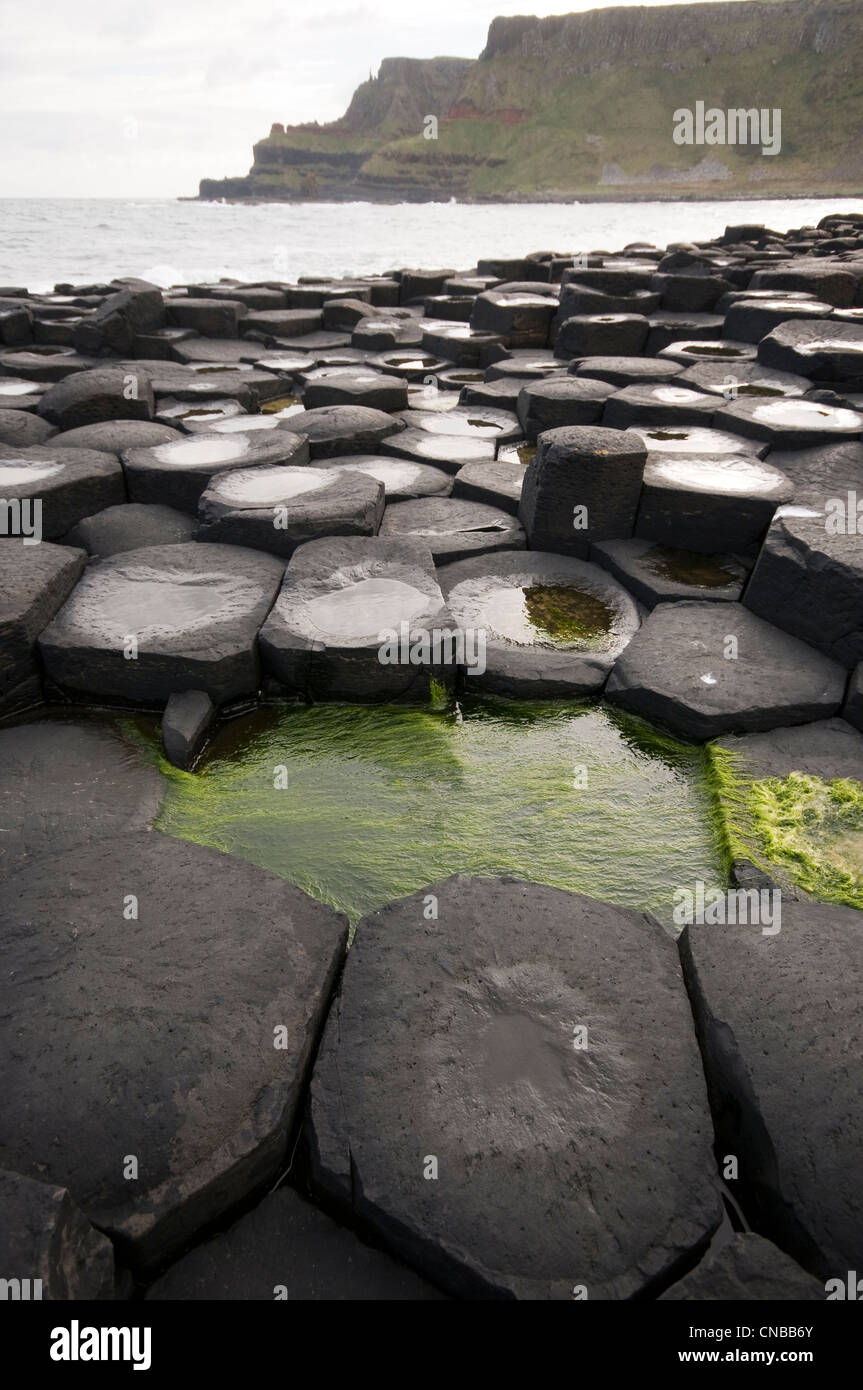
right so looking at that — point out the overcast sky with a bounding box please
[0,0,730,198]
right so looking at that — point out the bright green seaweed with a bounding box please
[705,744,863,909]
[123,697,725,928]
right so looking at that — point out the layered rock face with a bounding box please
[198,1,863,202]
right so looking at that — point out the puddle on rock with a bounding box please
[646,546,737,588]
[484,584,617,650]
[135,699,724,928]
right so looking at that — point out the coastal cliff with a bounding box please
[197,1,863,202]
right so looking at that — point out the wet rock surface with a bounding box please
[441,549,640,696]
[380,496,525,561]
[38,542,284,706]
[309,876,722,1299]
[0,831,348,1270]
[0,718,163,880]
[606,601,845,740]
[197,463,384,557]
[260,535,453,701]
[0,540,87,714]
[680,896,863,1279]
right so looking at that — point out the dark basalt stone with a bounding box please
[37,366,155,430]
[748,262,857,307]
[519,425,646,558]
[452,459,523,515]
[844,663,863,732]
[380,496,525,562]
[723,296,836,343]
[38,542,285,707]
[259,535,453,702]
[660,1232,823,1301]
[317,454,452,501]
[0,409,56,447]
[568,355,685,387]
[197,463,384,557]
[606,600,845,741]
[166,297,248,338]
[679,896,863,1279]
[645,312,725,355]
[379,427,496,473]
[146,1186,445,1301]
[591,538,748,608]
[516,377,615,440]
[0,831,347,1271]
[676,360,810,399]
[0,376,46,410]
[63,502,197,559]
[301,370,408,413]
[0,539,87,715]
[758,319,863,384]
[161,689,216,770]
[634,453,793,554]
[279,405,401,459]
[458,378,535,413]
[484,354,563,382]
[714,395,863,448]
[308,875,721,1300]
[401,404,521,445]
[602,383,716,430]
[0,720,163,880]
[0,348,94,383]
[0,1170,116,1301]
[470,291,556,348]
[440,550,640,696]
[743,505,863,669]
[554,313,648,360]
[50,420,183,453]
[156,397,247,429]
[0,445,125,538]
[420,324,505,368]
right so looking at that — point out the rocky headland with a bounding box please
[198,2,863,203]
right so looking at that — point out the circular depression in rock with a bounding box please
[153,437,251,467]
[649,456,788,495]
[0,459,66,485]
[305,578,433,641]
[207,466,330,508]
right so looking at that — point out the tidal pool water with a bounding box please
[144,697,725,928]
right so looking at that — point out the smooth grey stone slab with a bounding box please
[0,539,87,712]
[0,832,348,1270]
[680,896,863,1279]
[309,876,722,1300]
[38,542,284,706]
[606,601,846,741]
[0,719,163,880]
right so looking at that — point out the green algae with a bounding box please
[645,546,736,590]
[121,698,723,930]
[260,396,302,414]
[705,744,863,908]
[522,584,615,648]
